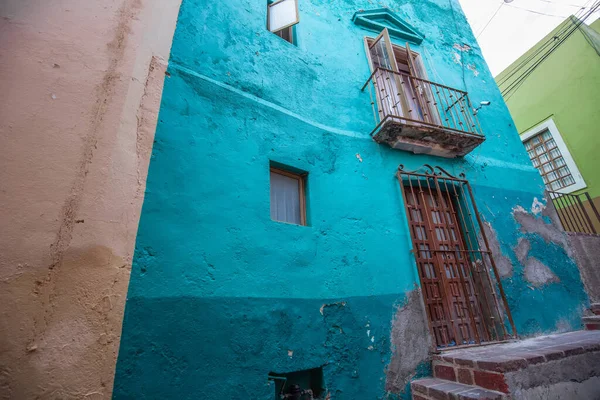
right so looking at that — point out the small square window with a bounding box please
[267,0,299,44]
[270,166,307,226]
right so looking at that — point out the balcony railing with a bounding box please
[548,191,600,234]
[362,68,485,157]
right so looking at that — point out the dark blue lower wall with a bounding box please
[114,294,406,399]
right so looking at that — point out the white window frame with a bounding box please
[520,118,586,194]
[267,0,299,33]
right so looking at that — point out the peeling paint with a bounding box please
[524,257,560,287]
[453,43,471,52]
[467,63,479,77]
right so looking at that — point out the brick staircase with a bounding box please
[583,303,600,330]
[411,330,600,400]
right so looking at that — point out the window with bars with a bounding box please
[521,119,586,193]
[524,129,575,191]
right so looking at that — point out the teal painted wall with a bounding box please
[113,0,589,398]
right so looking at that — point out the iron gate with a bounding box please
[397,165,516,349]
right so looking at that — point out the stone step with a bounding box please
[430,330,600,397]
[583,315,600,330]
[411,377,506,400]
[590,303,600,315]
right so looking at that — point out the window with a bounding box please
[268,367,324,399]
[270,166,307,225]
[364,29,441,127]
[521,118,586,193]
[267,0,299,44]
[397,165,515,349]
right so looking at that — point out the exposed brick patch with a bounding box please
[441,355,456,364]
[457,368,473,385]
[457,388,504,400]
[473,370,509,393]
[582,342,600,352]
[476,358,527,372]
[563,346,585,356]
[412,379,434,395]
[428,382,467,400]
[453,358,475,368]
[434,364,457,381]
[519,352,545,365]
[412,378,505,400]
[543,349,565,361]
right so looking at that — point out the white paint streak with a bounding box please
[531,197,546,215]
[452,52,462,65]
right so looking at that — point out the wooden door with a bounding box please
[365,28,409,120]
[404,182,489,347]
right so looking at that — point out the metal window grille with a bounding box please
[524,130,575,191]
[397,165,516,349]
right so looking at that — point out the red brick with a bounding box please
[473,370,509,393]
[457,368,473,385]
[477,358,527,372]
[453,358,475,368]
[585,323,600,330]
[519,352,546,365]
[434,364,457,381]
[543,349,565,361]
[563,346,585,356]
[412,381,430,395]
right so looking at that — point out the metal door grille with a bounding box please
[398,165,516,349]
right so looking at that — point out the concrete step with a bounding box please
[583,315,600,330]
[411,377,506,399]
[429,330,600,398]
[590,303,600,315]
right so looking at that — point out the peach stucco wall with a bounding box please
[0,0,181,397]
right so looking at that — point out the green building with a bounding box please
[497,16,600,233]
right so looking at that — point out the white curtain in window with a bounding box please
[268,0,298,32]
[270,171,301,225]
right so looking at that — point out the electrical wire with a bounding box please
[504,3,572,18]
[532,0,588,8]
[476,1,505,39]
[501,0,599,95]
[501,0,600,99]
[496,0,594,87]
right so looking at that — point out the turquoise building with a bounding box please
[113,0,589,398]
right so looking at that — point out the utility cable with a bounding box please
[501,13,591,98]
[532,0,588,8]
[476,1,505,39]
[505,3,571,18]
[497,0,594,86]
[501,0,600,99]
[502,0,599,96]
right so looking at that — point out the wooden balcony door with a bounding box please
[404,182,490,348]
[365,29,440,126]
[366,28,409,121]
